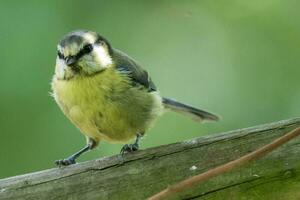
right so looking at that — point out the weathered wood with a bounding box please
[0,118,300,200]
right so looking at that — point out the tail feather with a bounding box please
[162,97,220,122]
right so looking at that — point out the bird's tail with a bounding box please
[162,97,220,122]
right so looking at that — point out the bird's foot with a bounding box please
[55,157,76,166]
[120,143,139,155]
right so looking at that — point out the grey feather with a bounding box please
[112,49,156,92]
[111,49,219,122]
[162,97,220,122]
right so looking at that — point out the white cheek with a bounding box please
[93,46,112,67]
[55,58,65,78]
[55,58,73,79]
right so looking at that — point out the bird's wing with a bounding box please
[113,49,157,92]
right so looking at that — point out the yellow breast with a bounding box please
[51,68,163,143]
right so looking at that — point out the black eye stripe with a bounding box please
[76,44,93,59]
[57,51,64,59]
[83,44,93,53]
[57,44,93,61]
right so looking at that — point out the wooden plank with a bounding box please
[0,118,299,200]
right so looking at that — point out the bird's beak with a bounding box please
[66,56,77,66]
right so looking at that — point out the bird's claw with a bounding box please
[55,157,76,166]
[120,143,139,155]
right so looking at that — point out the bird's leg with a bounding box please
[55,138,97,166]
[120,133,143,154]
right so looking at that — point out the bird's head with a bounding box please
[55,30,113,80]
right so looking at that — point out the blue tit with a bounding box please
[51,30,219,166]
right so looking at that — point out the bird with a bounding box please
[51,30,219,166]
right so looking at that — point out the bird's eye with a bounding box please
[99,40,105,46]
[83,44,93,54]
[57,51,64,59]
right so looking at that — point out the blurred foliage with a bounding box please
[0,0,299,178]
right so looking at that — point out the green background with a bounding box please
[0,1,299,179]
